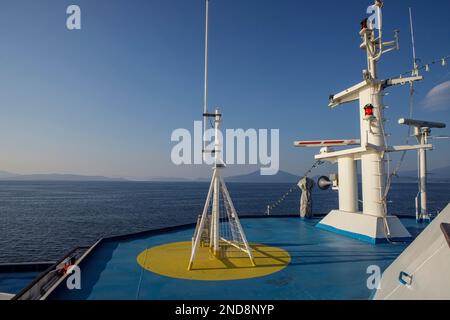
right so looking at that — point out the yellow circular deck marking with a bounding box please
[137,242,291,281]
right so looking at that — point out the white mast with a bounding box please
[297,1,426,243]
[408,7,422,221]
[188,1,254,270]
[399,119,446,222]
[203,0,209,156]
[404,8,446,223]
[188,109,255,270]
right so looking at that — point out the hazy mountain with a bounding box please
[0,171,18,179]
[395,166,450,183]
[222,166,450,184]
[139,176,192,182]
[0,171,127,182]
[225,170,301,183]
[1,166,449,183]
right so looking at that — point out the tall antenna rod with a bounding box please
[203,0,209,154]
[409,7,419,75]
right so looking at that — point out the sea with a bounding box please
[1,181,449,263]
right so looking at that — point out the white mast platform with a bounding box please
[188,110,255,270]
[297,1,432,243]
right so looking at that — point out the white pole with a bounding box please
[212,109,221,255]
[214,109,221,165]
[338,156,358,213]
[212,169,220,254]
[203,0,209,156]
[409,8,429,221]
[418,129,429,220]
[359,6,387,218]
[359,85,386,217]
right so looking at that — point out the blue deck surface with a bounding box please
[47,217,425,300]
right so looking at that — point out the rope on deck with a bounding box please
[266,160,324,215]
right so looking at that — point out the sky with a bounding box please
[0,0,449,180]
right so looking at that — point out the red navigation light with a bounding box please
[364,104,374,118]
[361,18,369,30]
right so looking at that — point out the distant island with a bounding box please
[0,166,449,183]
[0,171,127,182]
[393,166,450,184]
[224,170,301,183]
[222,166,450,184]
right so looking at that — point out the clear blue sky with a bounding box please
[0,0,449,179]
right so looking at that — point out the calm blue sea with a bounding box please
[0,181,449,263]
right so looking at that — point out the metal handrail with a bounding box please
[12,246,89,300]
